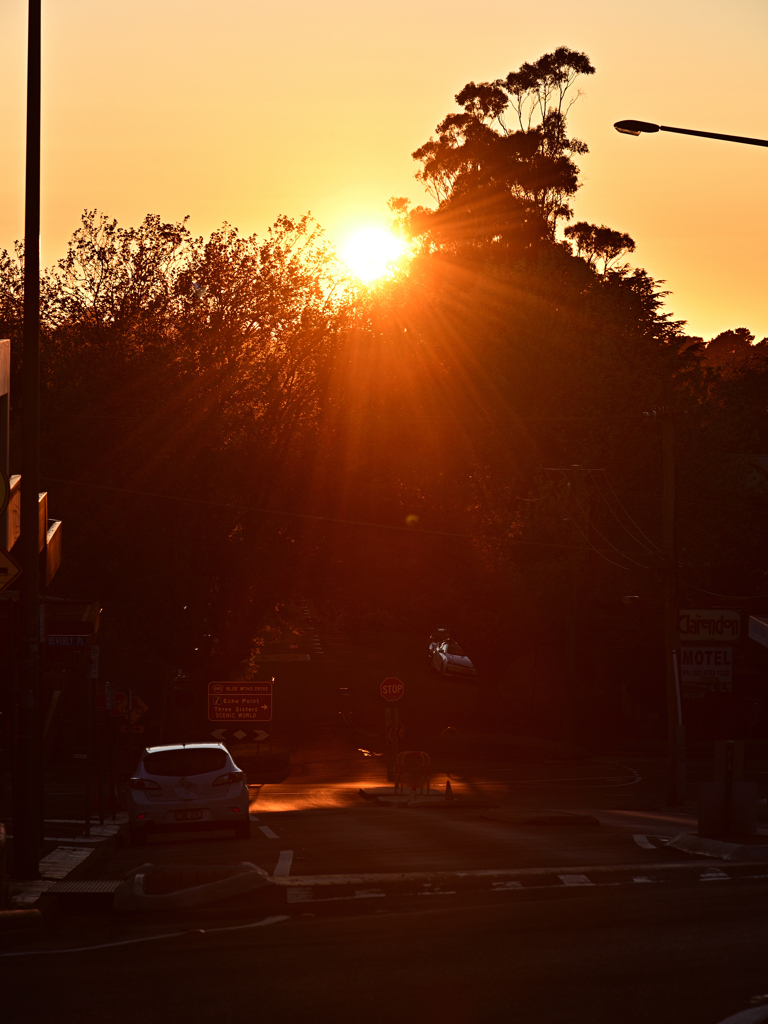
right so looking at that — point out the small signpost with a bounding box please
[749,616,768,649]
[0,545,21,593]
[207,681,273,722]
[115,692,148,724]
[381,678,404,763]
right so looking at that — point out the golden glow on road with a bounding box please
[342,227,405,282]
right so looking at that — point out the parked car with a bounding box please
[127,743,250,845]
[428,628,453,663]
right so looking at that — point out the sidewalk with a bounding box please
[5,815,126,908]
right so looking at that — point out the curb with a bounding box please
[268,858,768,907]
[667,833,768,862]
[358,787,496,809]
[113,861,273,913]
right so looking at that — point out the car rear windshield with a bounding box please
[445,643,465,655]
[142,748,227,777]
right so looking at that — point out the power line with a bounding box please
[40,474,603,552]
[543,470,634,573]
[588,469,662,557]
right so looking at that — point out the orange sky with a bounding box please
[1,0,766,341]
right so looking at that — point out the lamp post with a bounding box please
[614,119,768,148]
[615,115,767,804]
[14,0,42,877]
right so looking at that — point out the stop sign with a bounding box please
[380,677,404,701]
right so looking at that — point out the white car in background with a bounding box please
[428,628,453,663]
[431,641,478,679]
[128,743,250,845]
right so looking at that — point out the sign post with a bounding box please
[381,678,404,770]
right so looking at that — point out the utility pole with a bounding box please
[14,0,42,876]
[662,412,685,805]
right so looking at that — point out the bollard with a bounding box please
[0,823,6,907]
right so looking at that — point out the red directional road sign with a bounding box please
[380,677,404,701]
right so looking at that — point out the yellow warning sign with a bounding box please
[0,546,21,593]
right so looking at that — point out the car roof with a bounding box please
[142,743,228,754]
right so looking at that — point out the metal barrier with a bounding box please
[394,751,431,797]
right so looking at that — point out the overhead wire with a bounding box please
[555,468,654,571]
[542,469,634,572]
[40,474,610,552]
[588,469,662,557]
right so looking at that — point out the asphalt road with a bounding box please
[5,622,768,1024]
[5,880,768,1024]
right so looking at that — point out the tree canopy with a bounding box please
[2,47,766,749]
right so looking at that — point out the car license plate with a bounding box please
[175,809,203,821]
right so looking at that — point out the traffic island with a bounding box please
[667,834,768,862]
[358,786,497,808]
[112,861,274,913]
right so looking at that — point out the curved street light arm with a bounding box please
[614,119,768,147]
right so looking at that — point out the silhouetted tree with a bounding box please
[400,47,594,255]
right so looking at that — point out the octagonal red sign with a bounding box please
[380,677,404,701]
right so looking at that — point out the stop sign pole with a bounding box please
[380,678,404,768]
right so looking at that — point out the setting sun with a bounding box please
[342,227,405,282]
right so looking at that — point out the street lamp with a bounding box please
[614,119,768,148]
[614,116,767,804]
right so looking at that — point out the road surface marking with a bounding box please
[0,917,290,958]
[713,1007,768,1024]
[274,850,293,877]
[558,874,594,886]
[492,881,524,890]
[286,887,386,904]
[259,825,279,839]
[249,813,260,821]
[700,867,731,881]
[633,834,656,850]
[287,887,313,903]
[633,876,654,883]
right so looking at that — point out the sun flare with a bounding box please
[342,227,405,282]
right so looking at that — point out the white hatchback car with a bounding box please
[128,743,250,845]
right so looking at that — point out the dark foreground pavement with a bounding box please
[4,744,768,1024]
[5,879,768,1024]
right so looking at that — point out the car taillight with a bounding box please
[129,777,162,791]
[213,771,244,787]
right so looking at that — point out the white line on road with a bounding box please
[286,887,386,904]
[714,1008,768,1024]
[259,825,279,839]
[0,917,290,958]
[249,813,260,821]
[700,868,731,881]
[558,874,594,886]
[274,850,293,877]
[633,834,656,850]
